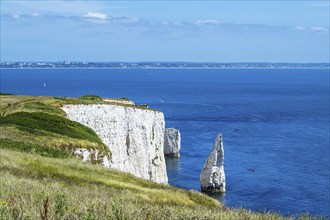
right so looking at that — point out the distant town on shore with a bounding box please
[1,61,329,69]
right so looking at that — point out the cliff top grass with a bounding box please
[0,93,160,157]
[79,94,103,101]
[0,93,158,116]
[0,148,298,220]
[0,94,111,156]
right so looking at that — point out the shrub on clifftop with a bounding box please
[79,94,102,101]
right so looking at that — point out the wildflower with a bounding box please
[0,201,8,206]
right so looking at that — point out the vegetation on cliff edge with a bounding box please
[0,95,109,156]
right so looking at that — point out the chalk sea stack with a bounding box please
[164,128,181,158]
[200,133,226,193]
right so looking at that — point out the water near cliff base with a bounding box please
[1,68,329,217]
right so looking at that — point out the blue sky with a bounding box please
[1,1,329,62]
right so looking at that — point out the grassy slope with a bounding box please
[0,95,110,156]
[0,149,290,219]
[0,94,314,219]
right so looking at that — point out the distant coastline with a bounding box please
[1,61,329,69]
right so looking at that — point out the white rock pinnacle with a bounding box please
[200,133,226,193]
[164,128,181,158]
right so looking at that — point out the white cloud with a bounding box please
[83,11,109,20]
[196,19,219,25]
[293,26,328,33]
[293,26,306,31]
[31,13,41,17]
[11,14,20,20]
[310,26,328,32]
[173,21,183,26]
[196,19,220,25]
[160,20,183,27]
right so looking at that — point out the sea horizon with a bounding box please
[1,61,329,70]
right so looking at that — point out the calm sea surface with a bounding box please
[1,68,329,217]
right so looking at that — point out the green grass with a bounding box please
[0,138,69,158]
[79,94,103,101]
[0,149,297,219]
[0,94,111,163]
[0,95,105,116]
[119,97,130,101]
[0,112,106,148]
[16,101,66,116]
[0,94,159,116]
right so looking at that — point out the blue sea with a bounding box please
[1,68,329,217]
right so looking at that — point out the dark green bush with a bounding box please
[0,92,13,95]
[79,94,102,101]
[119,97,130,101]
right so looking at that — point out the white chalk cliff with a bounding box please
[200,133,226,192]
[164,128,181,157]
[62,104,168,184]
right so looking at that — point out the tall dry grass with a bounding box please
[0,149,294,220]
